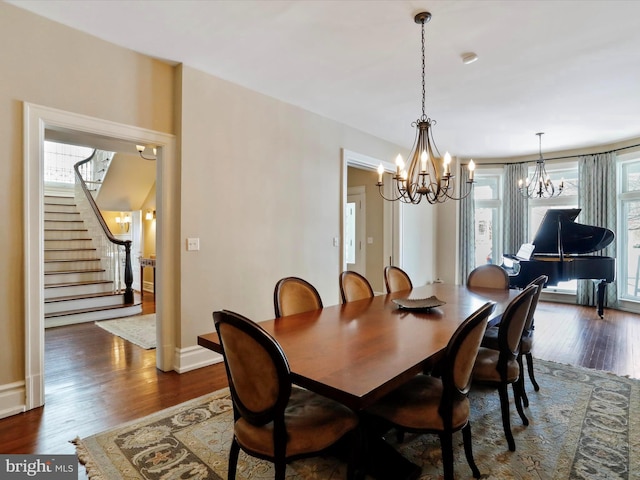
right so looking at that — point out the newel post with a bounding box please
[123,241,134,304]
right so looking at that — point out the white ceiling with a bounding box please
[9,0,640,159]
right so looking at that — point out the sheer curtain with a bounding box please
[577,152,618,307]
[503,163,529,254]
[459,165,475,284]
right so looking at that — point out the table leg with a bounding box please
[359,414,421,480]
[364,435,421,480]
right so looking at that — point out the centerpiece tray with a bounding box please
[392,295,446,311]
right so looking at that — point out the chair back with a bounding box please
[339,271,374,303]
[213,310,291,425]
[467,264,510,289]
[384,266,413,293]
[273,276,323,318]
[497,284,538,366]
[442,302,495,397]
[523,275,547,334]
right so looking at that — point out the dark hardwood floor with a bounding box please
[0,295,638,469]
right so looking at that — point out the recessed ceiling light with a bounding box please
[461,52,478,64]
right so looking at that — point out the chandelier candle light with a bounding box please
[377,11,475,204]
[517,132,564,199]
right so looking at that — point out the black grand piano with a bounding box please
[502,208,615,318]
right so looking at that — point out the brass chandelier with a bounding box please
[517,132,563,199]
[377,11,475,204]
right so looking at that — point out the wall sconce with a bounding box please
[115,213,131,232]
[145,210,156,221]
[136,145,157,161]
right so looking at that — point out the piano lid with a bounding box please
[531,208,615,255]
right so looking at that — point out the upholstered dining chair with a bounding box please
[213,310,360,480]
[339,271,374,303]
[364,301,496,480]
[481,275,548,407]
[273,276,323,318]
[383,266,413,294]
[471,283,538,451]
[467,264,510,289]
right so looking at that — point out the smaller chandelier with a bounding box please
[517,132,563,199]
[377,11,475,205]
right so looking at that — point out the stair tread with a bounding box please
[45,279,113,288]
[45,291,123,303]
[44,238,93,241]
[45,301,141,319]
[45,258,101,263]
[45,269,105,275]
[45,248,97,251]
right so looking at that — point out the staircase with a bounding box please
[44,195,142,328]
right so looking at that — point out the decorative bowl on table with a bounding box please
[392,295,446,311]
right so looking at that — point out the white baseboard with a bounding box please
[174,345,223,373]
[0,381,26,420]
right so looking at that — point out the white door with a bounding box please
[346,188,366,275]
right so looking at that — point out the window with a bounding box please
[527,161,579,291]
[473,171,502,267]
[617,154,640,301]
[44,141,94,185]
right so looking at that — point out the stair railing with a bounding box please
[74,151,134,304]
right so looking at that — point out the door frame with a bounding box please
[341,149,401,280]
[23,103,177,410]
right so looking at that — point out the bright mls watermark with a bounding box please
[0,455,76,479]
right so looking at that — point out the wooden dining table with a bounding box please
[198,282,519,479]
[199,283,518,410]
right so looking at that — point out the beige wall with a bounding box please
[141,184,157,287]
[0,2,174,387]
[177,66,403,347]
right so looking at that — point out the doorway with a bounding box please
[345,187,366,276]
[24,103,176,410]
[341,149,401,293]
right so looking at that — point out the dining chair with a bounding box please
[471,283,538,451]
[383,265,413,293]
[467,264,510,289]
[339,271,374,303]
[364,301,495,480]
[481,274,548,407]
[273,276,323,318]
[213,309,361,480]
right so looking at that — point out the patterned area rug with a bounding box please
[74,359,639,479]
[94,314,156,349]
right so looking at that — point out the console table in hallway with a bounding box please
[139,257,156,297]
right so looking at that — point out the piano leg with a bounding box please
[596,280,607,319]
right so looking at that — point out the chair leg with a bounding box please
[439,432,455,480]
[526,353,540,391]
[517,355,529,408]
[228,438,240,480]
[512,380,529,426]
[462,423,482,478]
[274,461,286,480]
[498,383,516,451]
